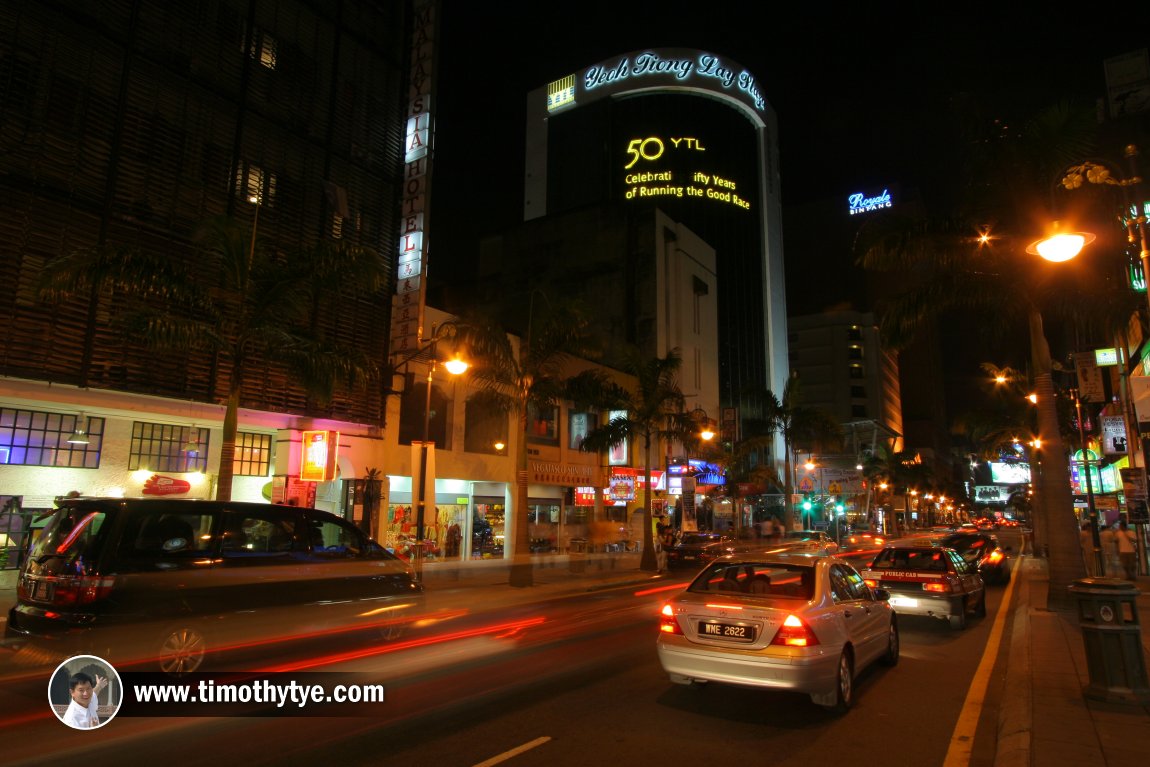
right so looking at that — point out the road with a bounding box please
[0,532,1021,766]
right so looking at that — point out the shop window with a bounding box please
[0,409,103,469]
[526,402,559,446]
[129,422,208,473]
[234,432,272,476]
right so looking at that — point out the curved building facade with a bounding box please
[524,49,789,446]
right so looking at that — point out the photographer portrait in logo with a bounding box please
[49,655,122,729]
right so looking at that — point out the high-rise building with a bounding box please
[0,0,407,510]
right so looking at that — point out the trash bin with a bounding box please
[1067,577,1150,704]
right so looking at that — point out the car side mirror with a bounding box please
[873,588,891,602]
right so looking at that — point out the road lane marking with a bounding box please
[472,736,552,766]
[942,559,1020,766]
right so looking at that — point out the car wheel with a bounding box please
[157,624,208,675]
[975,591,987,618]
[881,619,900,666]
[949,602,967,630]
[825,650,854,713]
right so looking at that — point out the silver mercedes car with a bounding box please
[656,552,898,712]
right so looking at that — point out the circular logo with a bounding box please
[49,655,122,730]
[1100,605,1115,623]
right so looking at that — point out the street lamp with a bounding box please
[403,329,468,579]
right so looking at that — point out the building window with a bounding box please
[848,325,862,341]
[526,402,559,446]
[568,411,596,450]
[849,365,864,380]
[253,30,277,69]
[692,275,709,334]
[0,409,103,468]
[851,386,866,399]
[129,422,208,473]
[236,162,276,207]
[848,344,864,360]
[464,394,508,454]
[234,432,272,476]
[852,405,868,417]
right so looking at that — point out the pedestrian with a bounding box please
[655,524,668,574]
[1080,523,1098,577]
[1116,520,1138,580]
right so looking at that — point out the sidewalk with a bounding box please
[997,557,1150,767]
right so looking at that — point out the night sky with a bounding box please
[429,2,1147,414]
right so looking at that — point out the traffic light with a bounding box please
[801,499,812,512]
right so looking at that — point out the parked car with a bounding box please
[861,543,985,629]
[941,532,1011,585]
[666,532,736,570]
[6,497,424,673]
[657,552,898,712]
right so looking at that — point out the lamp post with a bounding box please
[405,330,468,580]
[1071,387,1106,576]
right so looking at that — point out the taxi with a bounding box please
[861,544,985,630]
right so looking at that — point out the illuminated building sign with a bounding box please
[609,468,637,501]
[1095,348,1119,366]
[574,487,597,506]
[989,461,1031,484]
[621,135,750,211]
[848,189,893,215]
[391,1,435,356]
[582,51,766,112]
[547,74,576,112]
[300,430,339,482]
[607,410,629,465]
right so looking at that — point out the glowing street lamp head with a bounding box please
[1026,222,1095,263]
[443,357,469,375]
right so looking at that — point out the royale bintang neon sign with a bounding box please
[848,189,893,215]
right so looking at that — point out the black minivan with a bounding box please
[7,497,424,673]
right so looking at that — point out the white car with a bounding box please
[657,552,898,712]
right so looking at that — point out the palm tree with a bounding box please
[579,348,699,572]
[38,216,385,500]
[447,299,613,587]
[751,375,842,527]
[854,99,1137,606]
[862,442,932,533]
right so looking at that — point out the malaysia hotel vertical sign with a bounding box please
[391,0,437,356]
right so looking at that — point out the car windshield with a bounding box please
[679,533,722,546]
[688,561,815,598]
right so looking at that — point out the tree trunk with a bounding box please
[215,380,241,502]
[509,407,533,587]
[640,433,657,571]
[1029,308,1086,609]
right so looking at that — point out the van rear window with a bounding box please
[26,508,108,571]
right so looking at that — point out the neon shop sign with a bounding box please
[848,189,893,215]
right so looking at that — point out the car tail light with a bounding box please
[863,578,879,589]
[923,579,955,594]
[659,603,682,635]
[873,537,885,546]
[771,614,819,647]
[987,550,1004,564]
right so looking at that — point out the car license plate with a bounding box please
[890,596,918,608]
[32,580,53,601]
[698,622,755,641]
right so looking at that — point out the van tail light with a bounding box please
[659,603,683,635]
[771,614,819,647]
[27,575,115,607]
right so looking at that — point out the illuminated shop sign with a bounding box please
[620,135,750,211]
[1095,348,1118,366]
[609,468,637,501]
[848,189,893,215]
[607,410,629,465]
[583,51,766,112]
[300,430,339,482]
[547,74,576,112]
